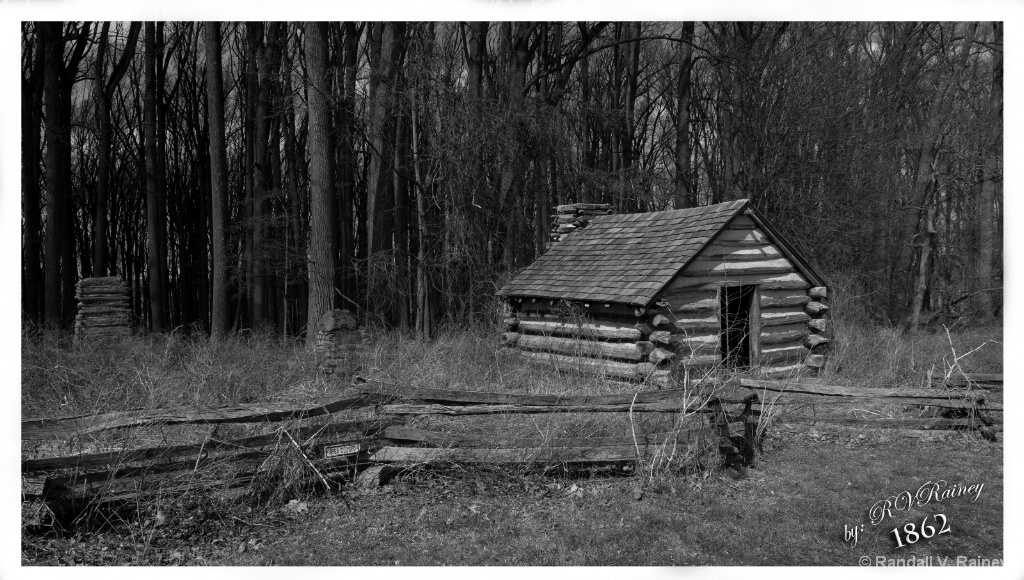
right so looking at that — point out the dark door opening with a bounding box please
[720,285,756,368]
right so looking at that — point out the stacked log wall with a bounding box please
[652,213,824,378]
[502,298,667,384]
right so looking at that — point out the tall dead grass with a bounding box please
[822,281,1002,388]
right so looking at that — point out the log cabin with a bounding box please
[497,199,829,385]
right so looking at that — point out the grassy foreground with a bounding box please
[20,318,1003,566]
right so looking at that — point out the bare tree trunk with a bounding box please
[411,84,433,341]
[42,22,63,327]
[205,22,230,341]
[674,22,695,208]
[144,23,167,332]
[339,22,361,308]
[304,21,338,344]
[22,22,45,323]
[366,22,405,318]
[909,189,936,331]
[978,22,1001,317]
[394,109,411,331]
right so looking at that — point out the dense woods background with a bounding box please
[20,21,1002,342]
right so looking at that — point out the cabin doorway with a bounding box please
[720,285,757,368]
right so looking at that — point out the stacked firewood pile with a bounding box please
[74,277,131,343]
[548,203,613,248]
[314,309,370,375]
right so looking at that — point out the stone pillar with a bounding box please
[314,309,369,375]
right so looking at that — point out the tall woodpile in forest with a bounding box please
[74,277,131,343]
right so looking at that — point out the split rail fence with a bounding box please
[22,373,1001,522]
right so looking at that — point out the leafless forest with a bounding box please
[21,22,1002,340]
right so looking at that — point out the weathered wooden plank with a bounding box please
[738,379,987,402]
[759,344,807,365]
[774,415,989,430]
[760,323,808,345]
[668,272,808,292]
[379,401,702,416]
[685,259,794,277]
[21,391,373,440]
[654,292,719,313]
[759,291,810,308]
[667,315,720,333]
[382,427,699,449]
[712,227,768,244]
[515,319,643,341]
[760,309,811,327]
[698,244,782,260]
[757,363,810,379]
[511,332,652,361]
[726,215,756,229]
[42,451,276,498]
[809,287,828,299]
[935,374,1002,389]
[667,334,720,354]
[514,349,646,380]
[369,446,648,464]
[21,420,380,473]
[761,394,994,410]
[514,299,644,318]
[675,353,722,367]
[503,317,519,330]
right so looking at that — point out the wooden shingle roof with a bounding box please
[498,199,750,307]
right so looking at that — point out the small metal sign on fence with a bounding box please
[324,443,361,459]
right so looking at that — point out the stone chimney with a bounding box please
[547,203,613,251]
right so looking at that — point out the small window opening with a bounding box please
[720,285,756,368]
